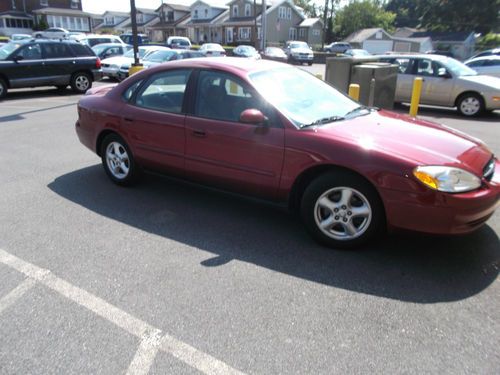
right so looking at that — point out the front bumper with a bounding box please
[290,54,313,62]
[381,160,500,234]
[483,94,500,111]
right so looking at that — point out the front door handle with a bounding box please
[123,118,134,122]
[192,130,206,137]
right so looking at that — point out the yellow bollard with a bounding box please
[315,73,323,80]
[128,64,144,76]
[409,77,423,117]
[348,83,360,101]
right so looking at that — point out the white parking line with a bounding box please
[0,248,245,375]
[0,278,37,315]
[126,329,163,375]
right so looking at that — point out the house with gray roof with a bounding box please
[146,3,191,42]
[298,18,323,47]
[186,0,229,44]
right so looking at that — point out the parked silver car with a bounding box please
[378,54,500,116]
[464,56,500,78]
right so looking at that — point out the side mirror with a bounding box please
[12,55,24,62]
[240,109,268,126]
[438,68,451,78]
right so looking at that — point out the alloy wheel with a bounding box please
[314,187,372,241]
[105,142,130,180]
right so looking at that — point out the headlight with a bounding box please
[413,166,481,193]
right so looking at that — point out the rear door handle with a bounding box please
[192,130,206,137]
[123,118,134,122]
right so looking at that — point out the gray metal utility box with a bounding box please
[350,62,398,109]
[325,56,378,93]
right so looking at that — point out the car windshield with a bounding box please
[124,48,149,58]
[92,45,108,55]
[249,67,362,127]
[0,42,21,60]
[144,50,176,62]
[443,58,477,76]
[290,42,309,49]
[172,39,189,46]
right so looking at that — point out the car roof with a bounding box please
[466,55,500,62]
[92,43,128,48]
[376,53,450,61]
[142,57,287,76]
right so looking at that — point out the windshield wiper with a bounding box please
[300,115,345,128]
[344,105,375,118]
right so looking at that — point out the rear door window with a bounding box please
[43,43,74,58]
[70,43,95,56]
[134,69,191,113]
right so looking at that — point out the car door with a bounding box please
[119,69,193,176]
[184,70,285,199]
[41,43,75,85]
[412,58,455,106]
[6,43,46,88]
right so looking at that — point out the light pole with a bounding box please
[129,0,143,75]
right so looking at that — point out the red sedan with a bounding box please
[75,58,500,248]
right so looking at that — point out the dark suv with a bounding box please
[0,39,103,99]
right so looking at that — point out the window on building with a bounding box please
[71,0,79,9]
[136,13,143,23]
[232,5,238,17]
[40,0,48,6]
[278,7,286,19]
[287,8,291,19]
[204,8,209,17]
[312,29,320,36]
[257,27,261,40]
[245,4,251,16]
[238,27,250,40]
[167,11,174,21]
[194,10,198,19]
[288,27,296,40]
[299,29,305,37]
[105,17,113,25]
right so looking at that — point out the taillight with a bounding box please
[95,58,101,69]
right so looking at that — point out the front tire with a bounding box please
[300,171,385,249]
[100,134,139,186]
[70,72,92,93]
[456,93,484,117]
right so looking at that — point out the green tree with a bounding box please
[33,15,48,31]
[293,0,319,17]
[385,0,429,28]
[417,0,500,34]
[334,0,396,39]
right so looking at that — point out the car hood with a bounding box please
[317,110,492,175]
[101,56,133,65]
[291,47,312,54]
[458,74,500,89]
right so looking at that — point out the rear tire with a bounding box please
[300,171,385,249]
[0,78,7,99]
[70,72,92,93]
[100,134,140,186]
[456,93,484,117]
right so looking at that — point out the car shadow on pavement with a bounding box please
[48,165,500,304]
[2,87,81,101]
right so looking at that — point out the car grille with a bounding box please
[483,157,495,181]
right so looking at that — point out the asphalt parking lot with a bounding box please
[0,80,499,374]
